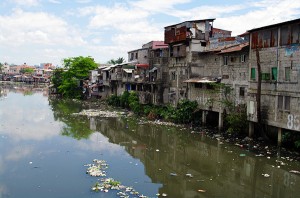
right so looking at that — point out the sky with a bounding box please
[0,0,300,67]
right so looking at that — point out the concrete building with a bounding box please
[247,18,300,142]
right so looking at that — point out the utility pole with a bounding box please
[256,47,262,134]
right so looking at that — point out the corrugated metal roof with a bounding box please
[248,18,300,32]
[218,42,249,54]
[123,69,134,73]
[164,19,215,28]
[184,77,217,83]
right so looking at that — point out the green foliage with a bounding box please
[120,91,130,108]
[282,131,300,149]
[0,62,3,73]
[57,56,97,99]
[107,57,125,65]
[172,99,198,124]
[48,98,93,140]
[128,91,142,114]
[20,68,34,74]
[224,105,248,134]
[51,68,64,89]
[107,95,121,106]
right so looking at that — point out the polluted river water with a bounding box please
[0,84,300,198]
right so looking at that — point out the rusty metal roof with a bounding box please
[164,19,215,28]
[218,42,249,54]
[248,18,300,32]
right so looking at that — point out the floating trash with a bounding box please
[86,159,149,197]
[185,173,193,178]
[198,189,206,193]
[289,170,300,174]
[262,173,270,177]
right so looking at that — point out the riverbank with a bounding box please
[71,99,300,166]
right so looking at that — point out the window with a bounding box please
[251,68,256,80]
[261,73,270,80]
[231,56,237,63]
[241,54,246,63]
[292,24,300,44]
[285,96,290,110]
[280,25,290,46]
[263,30,271,47]
[171,72,176,80]
[285,67,291,81]
[195,83,203,88]
[271,67,278,80]
[239,87,245,97]
[278,96,283,109]
[224,56,228,66]
[271,28,278,47]
[135,53,138,59]
[278,95,290,111]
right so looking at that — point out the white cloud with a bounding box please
[130,0,192,13]
[76,0,91,3]
[48,0,61,4]
[10,0,40,6]
[214,0,300,35]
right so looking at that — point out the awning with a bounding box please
[123,69,134,73]
[184,77,217,83]
[149,67,158,73]
[136,64,149,69]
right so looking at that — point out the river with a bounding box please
[0,84,300,198]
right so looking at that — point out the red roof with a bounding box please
[136,64,149,68]
[152,41,168,49]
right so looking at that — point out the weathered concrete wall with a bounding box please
[248,44,300,131]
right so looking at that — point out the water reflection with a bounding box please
[1,84,300,198]
[83,117,300,198]
[48,99,93,139]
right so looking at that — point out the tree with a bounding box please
[58,56,97,99]
[0,62,3,73]
[107,57,125,65]
[20,68,34,74]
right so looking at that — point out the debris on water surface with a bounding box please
[262,173,270,178]
[86,159,149,197]
[198,189,206,193]
[186,173,193,178]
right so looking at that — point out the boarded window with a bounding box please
[251,68,256,80]
[278,95,283,109]
[291,23,300,44]
[285,96,290,110]
[251,32,258,49]
[280,25,291,46]
[285,67,291,81]
[271,29,278,47]
[263,30,271,48]
[271,67,278,80]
